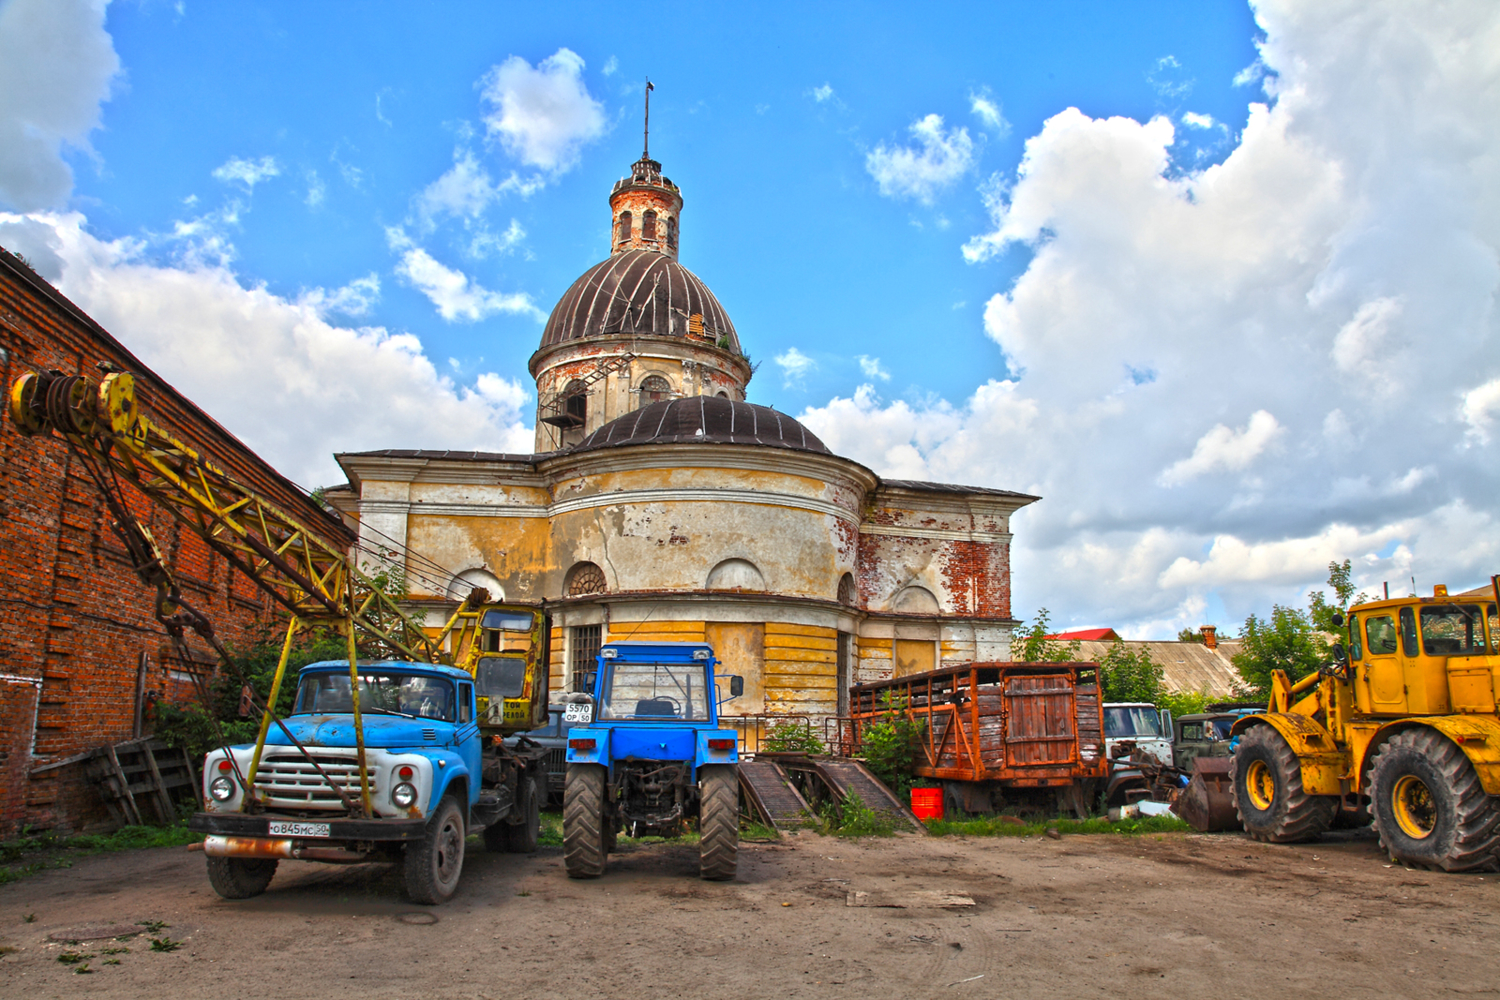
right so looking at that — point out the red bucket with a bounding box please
[910,787,943,821]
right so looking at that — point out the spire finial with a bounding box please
[643,79,654,159]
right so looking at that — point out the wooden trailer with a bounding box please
[848,662,1109,817]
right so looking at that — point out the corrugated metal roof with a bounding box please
[540,249,740,351]
[575,396,830,455]
[1074,639,1245,698]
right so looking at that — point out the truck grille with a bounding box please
[254,753,380,807]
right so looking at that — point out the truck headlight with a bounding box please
[392,782,417,808]
[209,776,235,802]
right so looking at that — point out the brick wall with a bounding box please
[0,247,350,836]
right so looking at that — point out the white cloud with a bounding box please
[969,90,1010,136]
[1181,112,1215,129]
[602,56,618,77]
[810,84,835,103]
[305,169,326,208]
[866,114,976,205]
[480,48,606,173]
[774,347,817,387]
[803,0,1500,635]
[299,272,380,318]
[386,227,541,323]
[0,0,119,211]
[414,149,544,226]
[1462,377,1500,443]
[211,156,282,191]
[2,211,532,486]
[856,355,891,381]
[1159,410,1283,486]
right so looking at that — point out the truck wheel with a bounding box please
[1233,725,1337,843]
[698,765,739,881]
[205,856,277,899]
[1370,729,1500,872]
[504,775,541,853]
[564,764,607,878]
[404,795,465,905]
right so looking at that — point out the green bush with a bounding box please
[860,694,925,797]
[761,721,826,754]
[819,792,894,838]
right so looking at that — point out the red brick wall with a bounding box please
[0,247,351,836]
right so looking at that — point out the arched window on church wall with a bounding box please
[639,375,671,407]
[564,379,587,424]
[667,216,677,250]
[617,211,632,245]
[643,210,657,240]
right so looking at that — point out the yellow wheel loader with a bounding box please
[1231,580,1500,872]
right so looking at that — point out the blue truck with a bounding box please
[192,657,546,905]
[562,641,744,880]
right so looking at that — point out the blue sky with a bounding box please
[2,0,1497,638]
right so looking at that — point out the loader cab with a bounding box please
[1345,587,1497,717]
[463,604,550,733]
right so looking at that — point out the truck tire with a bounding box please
[205,856,277,899]
[1370,729,1500,872]
[503,775,541,853]
[564,764,607,878]
[1233,725,1337,843]
[698,765,739,881]
[404,795,465,905]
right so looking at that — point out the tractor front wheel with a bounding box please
[1370,729,1500,872]
[564,764,608,878]
[698,765,739,881]
[1233,725,1337,843]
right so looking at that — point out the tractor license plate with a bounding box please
[563,703,593,724]
[268,821,330,839]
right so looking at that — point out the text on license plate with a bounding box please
[267,821,331,838]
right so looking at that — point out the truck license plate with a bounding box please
[563,702,593,724]
[267,821,330,838]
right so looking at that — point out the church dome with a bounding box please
[574,397,828,455]
[540,250,740,353]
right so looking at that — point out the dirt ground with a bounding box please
[1,825,1497,1000]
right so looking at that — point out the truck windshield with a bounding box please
[1419,604,1491,655]
[1104,706,1163,739]
[599,661,710,721]
[292,672,456,722]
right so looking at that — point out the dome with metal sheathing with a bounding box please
[574,397,828,455]
[539,250,740,352]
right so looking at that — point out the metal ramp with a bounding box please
[738,758,814,832]
[757,754,927,834]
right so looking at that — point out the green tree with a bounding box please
[1016,608,1082,663]
[1158,690,1210,718]
[1307,559,1370,633]
[1231,605,1328,698]
[1176,628,1205,644]
[1098,641,1164,703]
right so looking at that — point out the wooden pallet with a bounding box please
[84,738,202,827]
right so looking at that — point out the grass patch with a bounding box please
[538,811,563,847]
[925,814,1192,838]
[0,825,202,886]
[820,792,895,838]
[739,820,780,842]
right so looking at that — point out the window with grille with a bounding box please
[618,211,632,243]
[643,210,657,239]
[639,375,670,405]
[570,624,601,692]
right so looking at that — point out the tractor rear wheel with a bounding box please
[563,764,608,878]
[1370,729,1500,872]
[205,856,277,899]
[1233,725,1337,843]
[698,765,739,881]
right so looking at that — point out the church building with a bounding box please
[326,145,1037,730]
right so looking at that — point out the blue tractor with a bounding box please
[562,641,744,880]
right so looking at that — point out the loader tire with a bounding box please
[403,795,465,905]
[698,765,739,881]
[1233,725,1337,843]
[1370,729,1500,873]
[205,856,277,900]
[564,764,608,879]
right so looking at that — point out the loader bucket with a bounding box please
[1172,756,1240,832]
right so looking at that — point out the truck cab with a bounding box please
[561,641,743,880]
